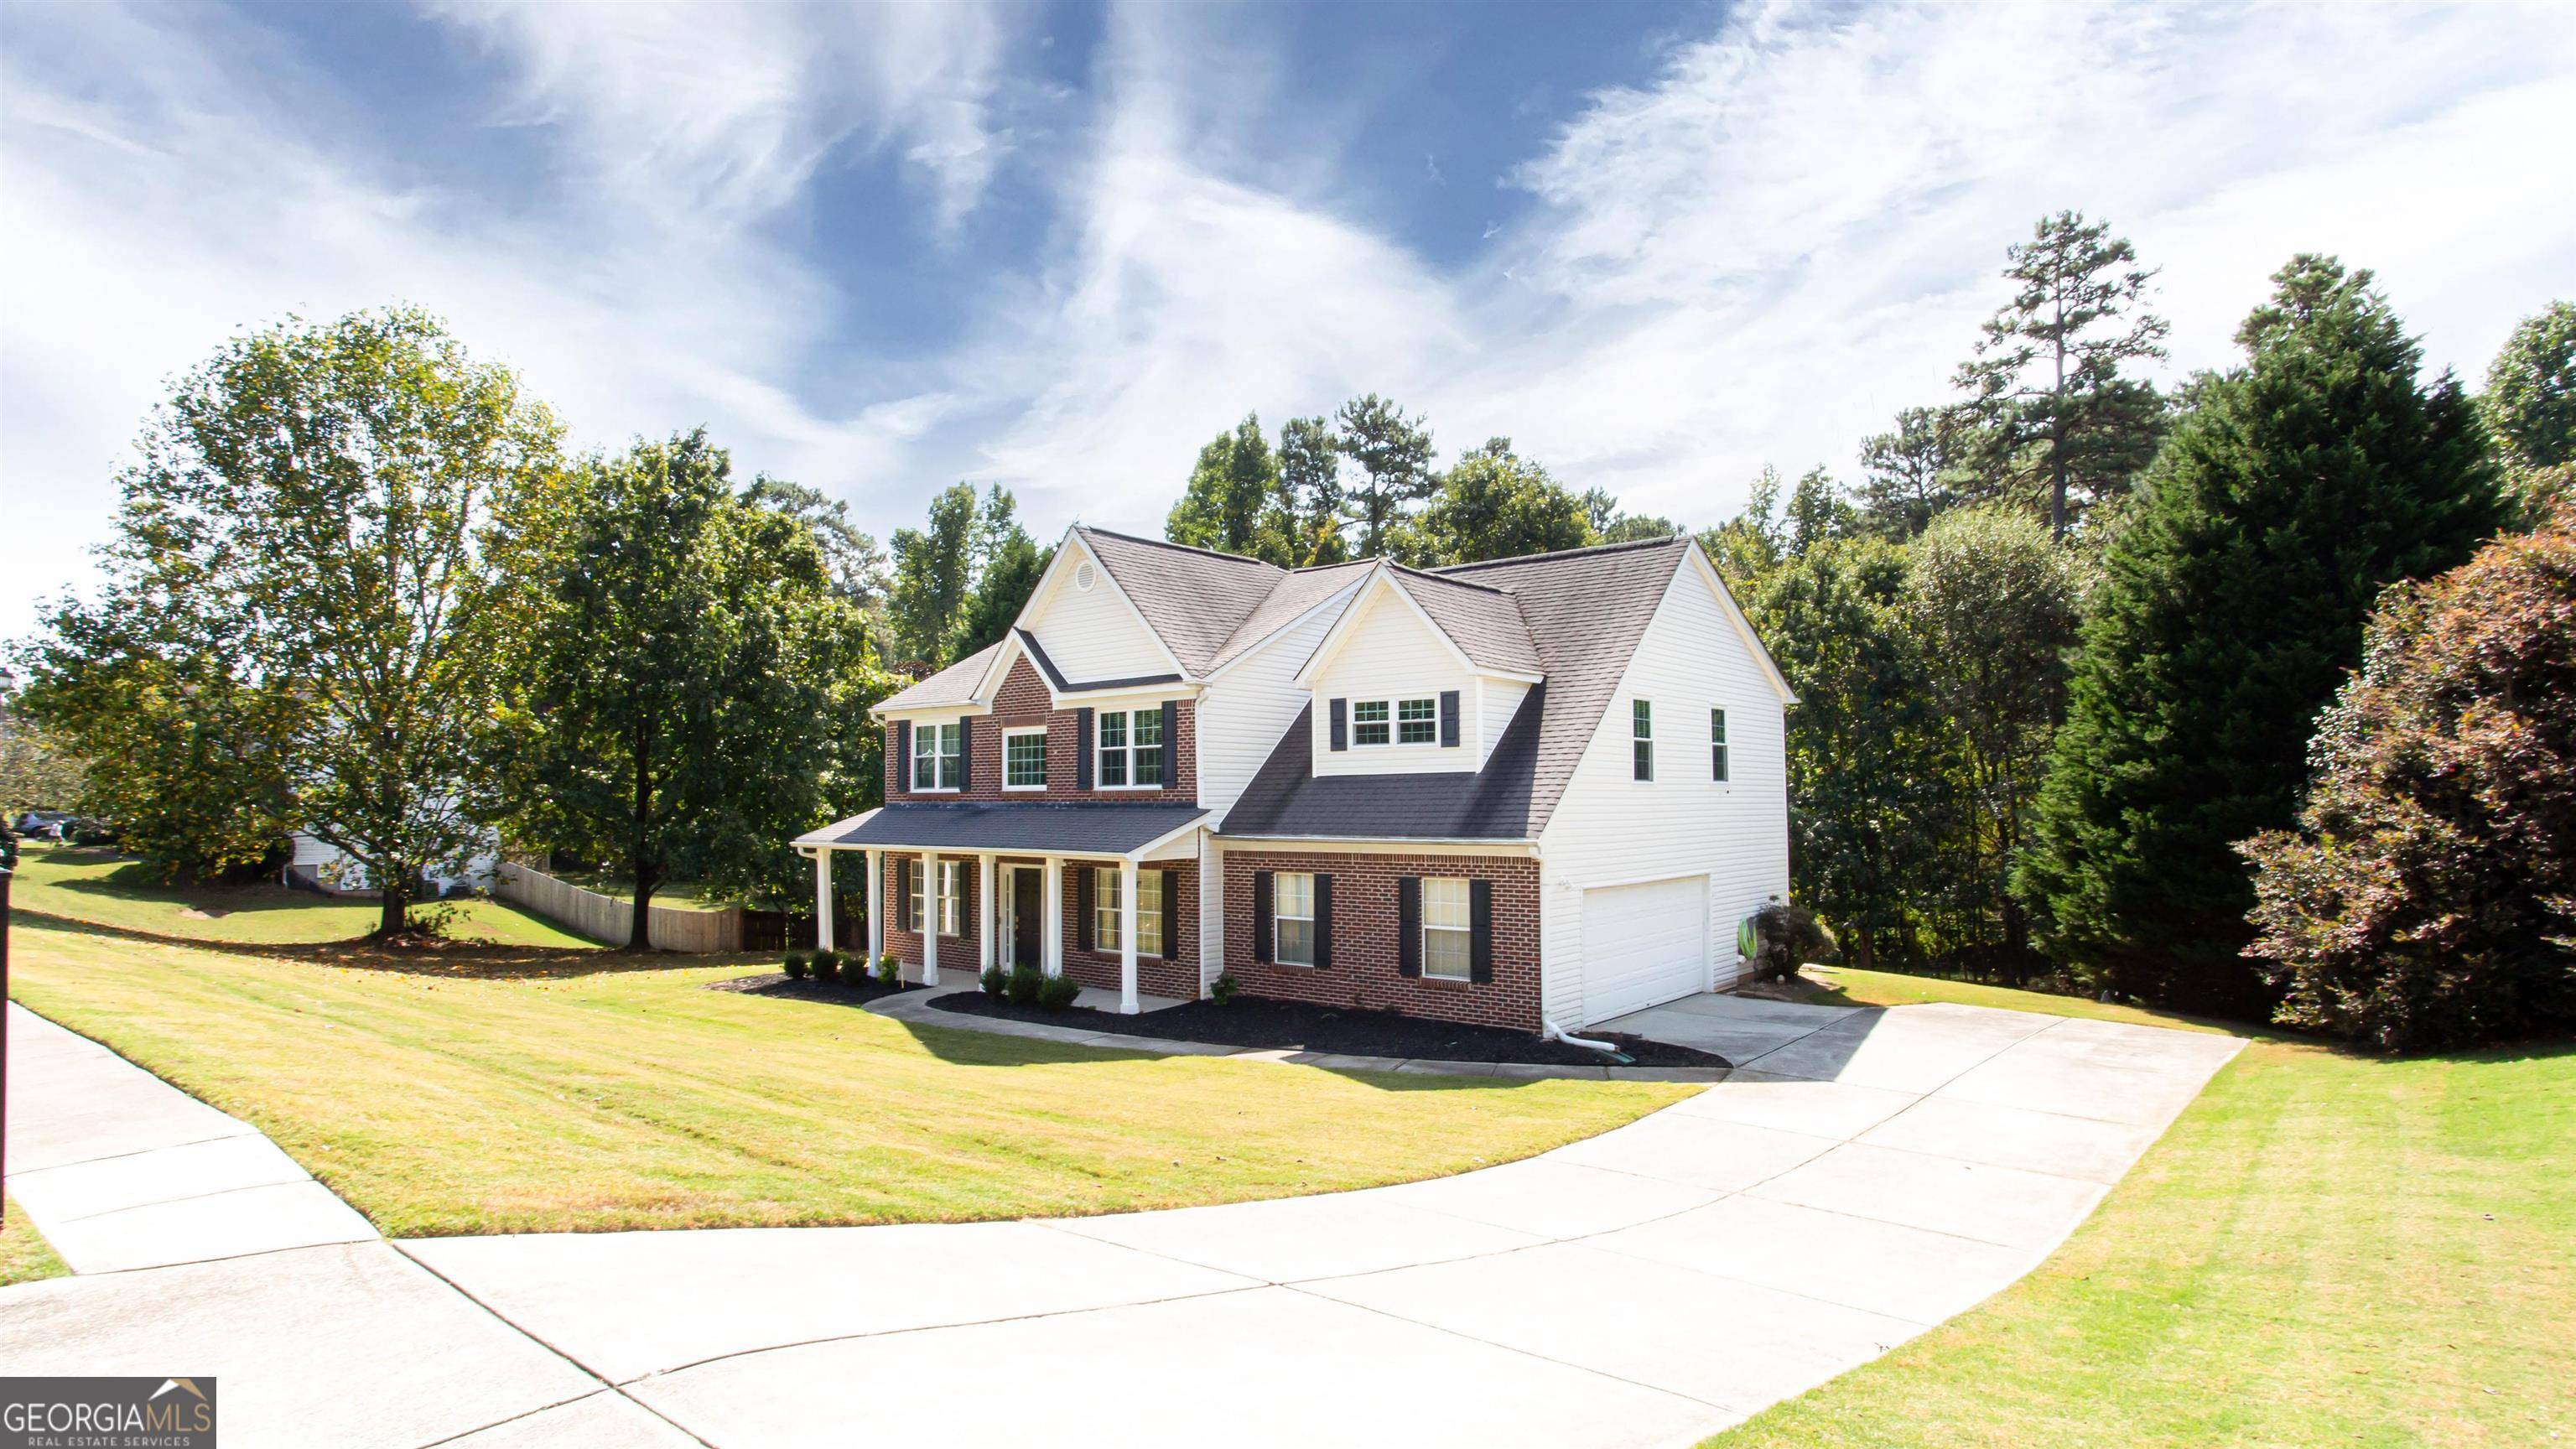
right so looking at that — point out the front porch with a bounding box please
[792,802,1208,1015]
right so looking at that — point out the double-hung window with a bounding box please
[1396,697,1437,744]
[906,860,925,932]
[911,722,961,791]
[1004,729,1047,789]
[1092,868,1164,955]
[1275,872,1317,965]
[1351,699,1391,746]
[1632,699,1654,782]
[1711,708,1729,782]
[1422,877,1472,980]
[1096,708,1164,787]
[938,860,963,936]
[1352,698,1435,746]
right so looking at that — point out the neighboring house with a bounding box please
[285,829,498,898]
[794,527,1794,1033]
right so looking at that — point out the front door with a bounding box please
[1010,867,1042,966]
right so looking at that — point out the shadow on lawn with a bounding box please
[17,911,740,981]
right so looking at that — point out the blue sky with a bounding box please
[4,0,2572,640]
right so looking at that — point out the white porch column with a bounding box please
[864,849,882,968]
[977,852,996,972]
[1042,855,1063,976]
[814,851,834,953]
[920,850,941,986]
[1119,856,1140,1015]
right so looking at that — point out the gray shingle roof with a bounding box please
[1222,535,1693,839]
[1014,629,1182,693]
[1387,566,1542,675]
[875,639,1005,711]
[1204,560,1374,673]
[1077,527,1287,677]
[814,802,1209,854]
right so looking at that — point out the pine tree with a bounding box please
[1277,415,1347,565]
[2015,255,2506,1014]
[1955,211,2170,538]
[1334,394,1436,557]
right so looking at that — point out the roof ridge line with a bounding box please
[1432,534,1688,573]
[1385,560,1514,596]
[1077,524,1288,572]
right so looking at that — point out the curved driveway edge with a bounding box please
[4,995,2243,1448]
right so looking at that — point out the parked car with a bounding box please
[12,810,70,841]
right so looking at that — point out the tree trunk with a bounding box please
[627,884,652,951]
[378,879,408,937]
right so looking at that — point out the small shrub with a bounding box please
[876,953,905,988]
[1739,900,1836,983]
[1209,971,1241,1006]
[980,964,1009,998]
[1007,964,1044,1005]
[782,951,809,981]
[1036,973,1082,1011]
[809,948,841,983]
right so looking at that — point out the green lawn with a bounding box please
[12,844,595,949]
[0,1197,70,1288]
[1707,970,2575,1448]
[5,917,1686,1238]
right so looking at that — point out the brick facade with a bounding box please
[882,657,1197,805]
[1221,850,1543,1031]
[876,850,1197,1001]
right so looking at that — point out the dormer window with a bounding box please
[1352,700,1389,745]
[1350,697,1436,747]
[1397,698,1437,745]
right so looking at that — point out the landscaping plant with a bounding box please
[809,948,840,983]
[979,964,1008,999]
[1006,964,1044,1006]
[875,953,903,988]
[1036,973,1082,1011]
[1210,971,1241,1005]
[782,951,808,980]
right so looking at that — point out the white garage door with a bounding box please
[1580,875,1709,1025]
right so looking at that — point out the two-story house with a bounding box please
[793,525,1794,1036]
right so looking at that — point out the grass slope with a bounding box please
[1708,970,2574,1448]
[13,845,595,948]
[0,1197,70,1288]
[6,918,1685,1237]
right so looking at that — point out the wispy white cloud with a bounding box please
[428,0,1017,231]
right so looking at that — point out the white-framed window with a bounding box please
[1632,699,1654,782]
[906,860,924,932]
[1422,877,1472,981]
[911,721,961,791]
[1096,707,1165,787]
[1092,867,1164,956]
[1397,697,1437,745]
[1275,871,1316,966]
[939,860,963,936]
[1711,708,1729,783]
[1004,728,1047,789]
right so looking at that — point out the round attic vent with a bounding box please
[1074,560,1098,591]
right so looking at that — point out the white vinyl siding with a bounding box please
[1025,543,1173,683]
[1276,871,1316,965]
[1539,552,1790,1023]
[1422,876,1471,980]
[1308,584,1477,776]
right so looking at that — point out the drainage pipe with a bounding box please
[1544,1015,1631,1062]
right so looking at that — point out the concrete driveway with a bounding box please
[4,996,2241,1448]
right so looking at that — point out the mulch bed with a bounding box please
[709,971,920,1007]
[928,991,1727,1068]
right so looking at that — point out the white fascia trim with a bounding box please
[1685,539,1799,705]
[968,629,1034,703]
[1064,529,1196,682]
[1049,681,1203,708]
[1202,579,1367,683]
[874,701,995,722]
[1213,834,1539,856]
[1125,818,1213,862]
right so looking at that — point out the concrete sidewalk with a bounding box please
[4,996,2243,1448]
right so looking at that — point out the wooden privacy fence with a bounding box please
[496,862,746,953]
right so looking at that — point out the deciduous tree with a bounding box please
[1412,438,1597,565]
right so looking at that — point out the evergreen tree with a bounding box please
[1955,211,2170,538]
[2481,300,2576,519]
[2015,255,2506,1014]
[1278,415,1347,565]
[1412,438,1597,565]
[1854,405,1972,540]
[886,481,979,669]
[1166,414,1292,564]
[1334,394,1436,557]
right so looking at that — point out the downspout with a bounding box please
[1544,1015,1632,1064]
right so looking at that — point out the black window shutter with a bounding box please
[1469,878,1494,983]
[895,720,911,793]
[1396,876,1420,976]
[1161,868,1181,958]
[1328,698,1348,751]
[1313,873,1333,969]
[1076,709,1095,789]
[955,716,973,788]
[1439,690,1461,748]
[1074,865,1093,951]
[1251,870,1273,963]
[1160,700,1179,788]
